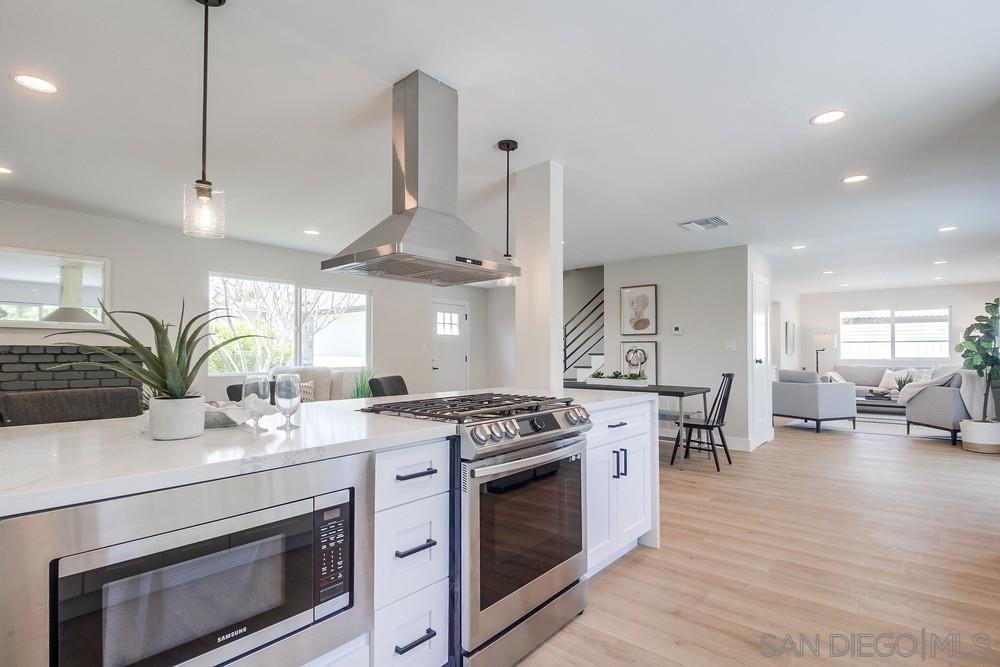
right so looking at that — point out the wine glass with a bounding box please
[242,374,270,432]
[274,373,301,431]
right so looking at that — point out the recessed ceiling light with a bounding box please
[938,225,958,232]
[11,74,58,94]
[791,244,807,250]
[841,174,869,184]
[303,229,320,236]
[839,283,849,287]
[0,166,11,175]
[933,260,948,265]
[822,270,834,275]
[931,276,943,281]
[810,109,847,126]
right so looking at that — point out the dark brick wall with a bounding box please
[0,346,144,392]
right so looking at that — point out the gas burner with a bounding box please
[363,392,590,460]
[361,392,572,424]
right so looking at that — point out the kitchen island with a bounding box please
[0,387,659,667]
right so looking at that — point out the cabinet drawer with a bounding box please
[373,578,449,667]
[375,440,450,511]
[587,403,652,448]
[374,492,450,609]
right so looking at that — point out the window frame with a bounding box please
[838,306,951,362]
[207,272,373,376]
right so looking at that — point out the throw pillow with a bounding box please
[300,380,316,403]
[877,369,898,390]
[825,371,848,383]
[910,368,932,384]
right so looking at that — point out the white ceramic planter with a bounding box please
[959,419,1000,454]
[585,377,650,387]
[148,396,206,441]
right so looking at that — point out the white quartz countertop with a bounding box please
[0,387,653,518]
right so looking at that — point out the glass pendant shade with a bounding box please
[183,180,225,238]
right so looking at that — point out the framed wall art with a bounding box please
[621,340,657,382]
[620,284,657,335]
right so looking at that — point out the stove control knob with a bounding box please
[489,423,505,441]
[503,420,519,438]
[565,410,580,425]
[529,416,546,432]
[577,407,590,423]
[471,425,489,445]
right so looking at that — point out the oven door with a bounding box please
[54,499,316,667]
[462,435,587,650]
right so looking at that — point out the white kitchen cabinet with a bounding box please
[585,404,654,577]
[374,492,450,609]
[375,439,451,511]
[373,577,450,667]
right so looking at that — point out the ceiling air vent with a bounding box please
[677,216,731,232]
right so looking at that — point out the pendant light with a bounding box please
[183,0,226,238]
[496,139,518,287]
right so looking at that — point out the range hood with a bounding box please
[41,264,100,324]
[322,71,521,286]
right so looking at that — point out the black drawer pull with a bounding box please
[395,628,437,655]
[608,421,628,429]
[396,467,438,482]
[612,450,621,479]
[395,538,438,559]
[621,447,628,476]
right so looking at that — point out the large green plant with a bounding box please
[47,301,258,399]
[955,297,1000,422]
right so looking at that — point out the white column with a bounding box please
[513,160,564,392]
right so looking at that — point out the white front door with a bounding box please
[751,274,774,446]
[432,300,469,392]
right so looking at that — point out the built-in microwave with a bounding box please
[0,453,373,666]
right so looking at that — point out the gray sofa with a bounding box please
[905,374,968,446]
[773,370,857,432]
[830,364,916,397]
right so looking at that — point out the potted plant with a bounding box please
[49,302,257,441]
[955,297,1000,453]
[586,369,650,387]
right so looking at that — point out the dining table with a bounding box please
[563,381,712,435]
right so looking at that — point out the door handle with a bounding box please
[395,538,438,559]
[395,628,437,655]
[432,366,440,370]
[621,447,628,476]
[754,358,763,364]
[612,450,620,479]
[608,421,628,429]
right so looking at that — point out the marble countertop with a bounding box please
[0,386,654,518]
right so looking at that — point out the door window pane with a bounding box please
[436,311,460,336]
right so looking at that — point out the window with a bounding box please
[208,274,369,374]
[839,308,949,361]
[436,311,460,336]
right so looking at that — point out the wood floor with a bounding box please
[522,420,1000,666]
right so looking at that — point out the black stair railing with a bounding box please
[563,288,604,372]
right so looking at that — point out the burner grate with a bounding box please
[362,392,572,423]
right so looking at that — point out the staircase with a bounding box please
[564,288,605,381]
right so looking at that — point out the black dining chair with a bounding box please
[369,375,408,397]
[670,373,734,472]
[226,381,277,404]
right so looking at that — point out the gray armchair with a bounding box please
[905,386,968,446]
[772,370,857,432]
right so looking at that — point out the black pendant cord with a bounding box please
[200,1,209,183]
[504,148,511,258]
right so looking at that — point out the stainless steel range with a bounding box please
[362,392,592,666]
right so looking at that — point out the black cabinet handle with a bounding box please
[395,628,437,655]
[395,538,437,559]
[621,447,628,476]
[612,450,620,479]
[396,467,438,482]
[608,421,627,429]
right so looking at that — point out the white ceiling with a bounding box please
[2,0,1000,294]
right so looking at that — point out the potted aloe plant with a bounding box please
[955,297,1000,453]
[48,302,257,441]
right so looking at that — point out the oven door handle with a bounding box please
[470,437,586,478]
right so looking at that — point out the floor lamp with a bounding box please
[813,333,837,373]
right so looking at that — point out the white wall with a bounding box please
[770,283,802,370]
[0,199,502,400]
[563,266,604,323]
[800,281,1000,373]
[485,286,516,387]
[603,245,754,448]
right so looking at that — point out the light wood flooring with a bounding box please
[522,420,1000,666]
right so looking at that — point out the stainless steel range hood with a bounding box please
[322,71,521,286]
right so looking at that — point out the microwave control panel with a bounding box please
[313,490,352,618]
